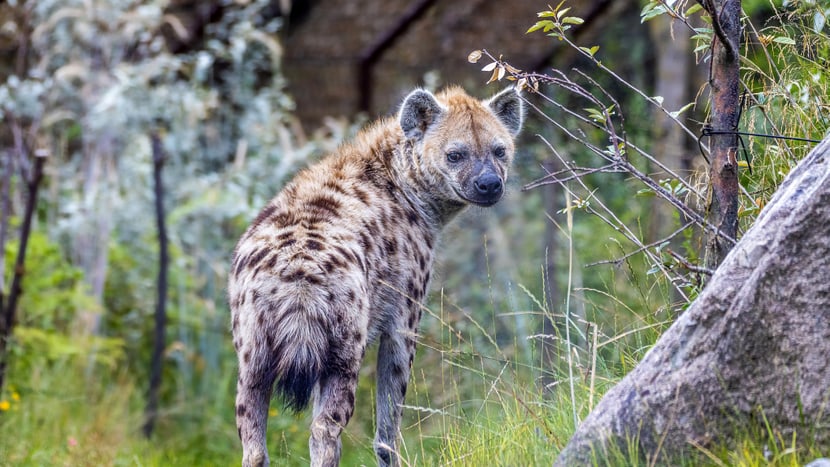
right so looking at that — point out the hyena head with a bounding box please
[398,86,524,213]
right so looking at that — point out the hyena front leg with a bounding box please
[374,329,416,467]
[236,366,275,467]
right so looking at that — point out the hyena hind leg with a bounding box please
[236,368,275,467]
[309,369,360,467]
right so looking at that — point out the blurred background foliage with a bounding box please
[0,0,828,465]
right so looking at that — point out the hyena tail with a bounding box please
[258,292,330,412]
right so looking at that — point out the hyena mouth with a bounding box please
[453,187,503,207]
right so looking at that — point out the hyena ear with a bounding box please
[487,87,524,137]
[399,89,445,141]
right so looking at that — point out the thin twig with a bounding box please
[666,248,715,276]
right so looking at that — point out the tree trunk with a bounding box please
[702,0,741,268]
[555,135,830,465]
[0,152,46,394]
[143,132,169,437]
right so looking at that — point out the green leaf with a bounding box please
[584,107,605,122]
[561,16,585,25]
[685,3,703,16]
[772,36,796,45]
[527,20,553,34]
[669,102,695,118]
[640,1,659,16]
[641,4,667,22]
[579,45,600,57]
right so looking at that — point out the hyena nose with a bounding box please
[474,173,503,196]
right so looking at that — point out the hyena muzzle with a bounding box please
[229,86,523,467]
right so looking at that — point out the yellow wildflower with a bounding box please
[268,408,279,417]
[0,400,9,411]
[11,392,19,402]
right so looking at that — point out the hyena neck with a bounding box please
[358,118,465,230]
[390,139,466,229]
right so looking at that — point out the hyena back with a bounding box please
[229,86,523,467]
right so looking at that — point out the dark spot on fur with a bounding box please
[307,231,324,240]
[335,245,355,264]
[237,404,247,417]
[324,180,348,196]
[383,237,398,255]
[233,253,251,275]
[358,231,372,252]
[237,426,242,440]
[279,238,297,249]
[323,260,335,273]
[302,220,321,230]
[354,331,363,342]
[399,382,408,397]
[272,212,296,226]
[332,411,343,424]
[307,195,342,217]
[243,351,251,363]
[347,391,355,407]
[353,187,370,204]
[277,230,293,241]
[392,364,404,377]
[365,221,377,238]
[407,210,419,225]
[408,313,416,329]
[306,239,324,251]
[265,254,279,270]
[250,204,278,231]
[347,290,356,303]
[283,270,305,282]
[232,315,239,331]
[330,254,346,269]
[294,253,314,263]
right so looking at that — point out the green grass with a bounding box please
[1,309,827,466]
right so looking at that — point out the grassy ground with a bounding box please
[2,318,825,467]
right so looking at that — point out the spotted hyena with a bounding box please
[228,86,523,467]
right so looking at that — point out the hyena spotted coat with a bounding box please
[229,86,523,467]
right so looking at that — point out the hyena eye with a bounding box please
[446,151,463,163]
[493,147,506,159]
